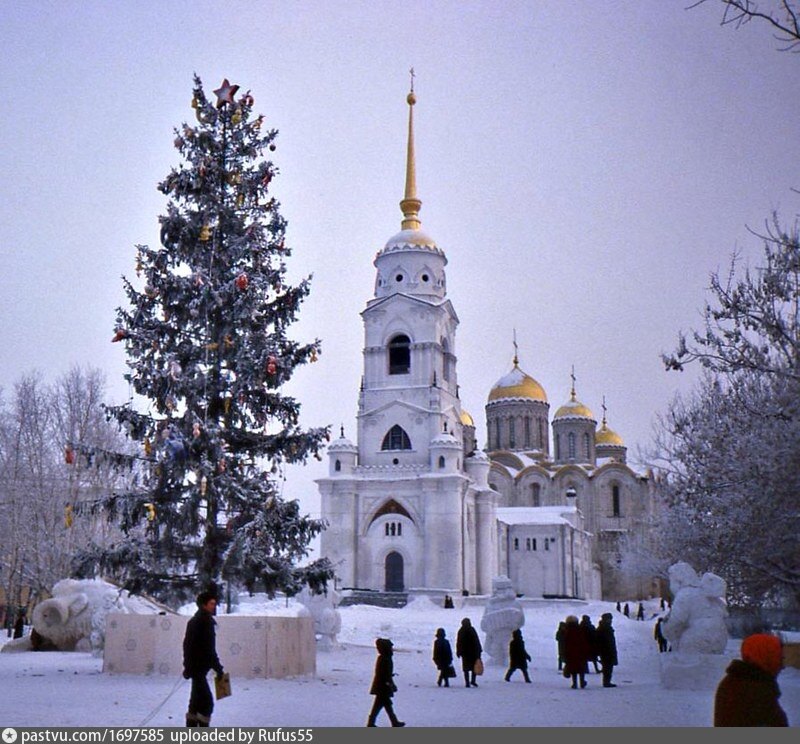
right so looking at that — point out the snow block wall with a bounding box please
[103,613,315,679]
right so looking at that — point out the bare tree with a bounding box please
[691,0,800,52]
[0,367,126,610]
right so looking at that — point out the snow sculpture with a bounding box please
[661,562,728,654]
[479,575,525,666]
[297,586,342,651]
[1,578,163,656]
[659,562,730,689]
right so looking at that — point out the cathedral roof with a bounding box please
[488,361,548,404]
[596,421,624,447]
[553,371,595,421]
[459,409,475,427]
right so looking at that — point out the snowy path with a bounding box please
[1,597,797,727]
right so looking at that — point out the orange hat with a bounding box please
[741,633,782,676]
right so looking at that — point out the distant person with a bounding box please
[13,609,25,639]
[504,629,532,683]
[616,601,621,613]
[182,591,225,727]
[596,613,619,688]
[432,627,454,688]
[654,618,668,653]
[555,621,566,671]
[623,602,630,618]
[579,614,600,672]
[562,615,590,689]
[367,637,405,727]
[456,617,482,688]
[714,633,788,727]
[636,602,645,621]
[660,597,666,611]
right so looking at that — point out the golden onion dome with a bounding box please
[460,409,475,427]
[553,396,595,421]
[596,423,624,447]
[488,363,547,403]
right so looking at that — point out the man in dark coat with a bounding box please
[432,627,454,687]
[367,638,405,727]
[636,602,645,621]
[579,615,600,672]
[456,617,482,688]
[182,591,225,727]
[504,628,532,683]
[714,633,788,727]
[562,615,590,689]
[596,612,619,688]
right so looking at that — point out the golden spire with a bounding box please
[400,68,422,230]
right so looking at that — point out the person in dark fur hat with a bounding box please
[367,638,405,727]
[714,633,788,727]
[456,617,483,688]
[561,615,590,689]
[432,628,454,687]
[182,591,225,727]
[596,612,619,688]
[504,629,532,683]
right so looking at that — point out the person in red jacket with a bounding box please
[714,633,789,727]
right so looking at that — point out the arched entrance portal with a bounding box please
[384,551,404,592]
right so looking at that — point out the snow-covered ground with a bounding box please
[1,595,797,728]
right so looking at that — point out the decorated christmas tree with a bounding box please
[73,75,333,607]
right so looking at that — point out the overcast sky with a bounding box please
[2,1,799,520]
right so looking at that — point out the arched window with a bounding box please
[438,455,446,469]
[334,459,341,472]
[388,334,411,374]
[583,432,591,459]
[441,338,451,382]
[531,483,541,507]
[524,417,531,448]
[509,419,516,449]
[538,419,544,448]
[612,484,621,517]
[495,419,501,449]
[555,434,561,460]
[381,425,411,451]
[568,432,576,459]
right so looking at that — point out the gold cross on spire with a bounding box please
[409,66,415,93]
[512,328,519,366]
[601,395,608,426]
[570,365,577,400]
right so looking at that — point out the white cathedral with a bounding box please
[317,87,658,602]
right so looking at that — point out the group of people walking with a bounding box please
[556,613,618,689]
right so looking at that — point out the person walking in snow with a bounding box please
[367,637,405,727]
[432,627,454,687]
[504,628,532,683]
[623,602,630,618]
[579,614,600,673]
[456,617,483,688]
[561,615,590,689]
[636,602,645,621]
[714,633,788,727]
[182,590,225,727]
[596,612,619,688]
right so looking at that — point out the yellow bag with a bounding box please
[214,672,232,700]
[473,658,484,676]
